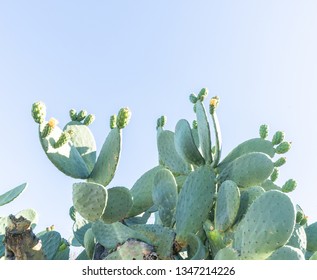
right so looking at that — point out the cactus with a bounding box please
[22,89,316,260]
[0,183,27,207]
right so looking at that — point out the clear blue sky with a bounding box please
[1,1,316,239]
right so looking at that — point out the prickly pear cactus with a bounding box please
[25,89,316,261]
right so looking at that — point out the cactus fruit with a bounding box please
[259,124,269,139]
[282,179,297,193]
[116,107,131,129]
[31,101,46,124]
[275,141,292,154]
[272,131,285,145]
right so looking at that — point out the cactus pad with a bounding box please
[72,182,108,222]
[215,180,240,232]
[174,119,205,166]
[175,165,216,246]
[234,190,296,260]
[101,186,133,223]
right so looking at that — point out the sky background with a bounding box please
[0,1,316,241]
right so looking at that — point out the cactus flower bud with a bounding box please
[274,157,287,167]
[282,179,297,193]
[189,93,198,104]
[197,88,208,101]
[54,130,72,148]
[69,109,77,121]
[116,107,131,129]
[41,117,59,138]
[270,167,279,182]
[69,206,76,222]
[156,115,167,129]
[300,215,308,226]
[272,131,285,145]
[275,141,291,154]
[192,120,198,129]
[83,114,95,126]
[110,114,117,129]
[76,110,88,122]
[209,96,219,114]
[259,124,269,139]
[31,101,46,124]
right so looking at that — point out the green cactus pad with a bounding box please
[175,165,216,246]
[37,231,62,260]
[195,100,212,164]
[309,251,317,260]
[157,130,192,175]
[266,245,305,260]
[105,239,156,260]
[286,224,307,254]
[72,182,108,222]
[63,121,97,173]
[128,166,164,217]
[15,208,38,229]
[218,152,274,188]
[39,122,91,179]
[76,249,90,260]
[234,190,296,260]
[101,186,133,223]
[214,247,239,260]
[152,169,178,228]
[217,138,275,173]
[84,228,95,259]
[260,179,282,191]
[215,180,240,232]
[130,224,175,259]
[187,233,207,260]
[305,222,317,252]
[0,183,27,207]
[53,244,70,260]
[72,214,91,247]
[92,221,149,250]
[88,128,121,187]
[235,186,265,224]
[0,236,4,258]
[174,119,205,166]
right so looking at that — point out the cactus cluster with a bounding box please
[2,90,316,260]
